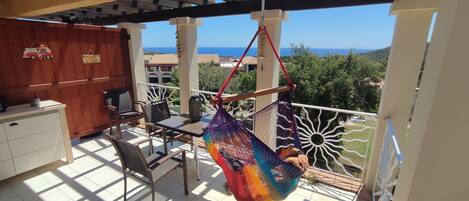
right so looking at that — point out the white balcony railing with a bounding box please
[292,102,376,180]
[138,82,181,115]
[191,89,256,124]
[373,118,404,201]
[138,82,376,181]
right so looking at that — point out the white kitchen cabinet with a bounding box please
[0,160,15,180]
[0,100,73,180]
[0,123,6,143]
[4,112,59,140]
[0,142,11,162]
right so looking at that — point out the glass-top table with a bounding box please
[152,113,213,180]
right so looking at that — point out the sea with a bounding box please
[144,47,373,57]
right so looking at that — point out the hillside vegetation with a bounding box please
[361,47,390,62]
[170,44,385,113]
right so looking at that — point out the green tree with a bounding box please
[198,62,236,93]
[170,62,239,93]
[234,71,256,93]
[282,44,383,112]
[170,45,383,113]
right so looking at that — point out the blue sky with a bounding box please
[142,3,396,49]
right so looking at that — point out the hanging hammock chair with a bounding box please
[202,25,307,201]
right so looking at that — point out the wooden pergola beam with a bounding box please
[33,0,178,23]
[185,0,215,6]
[88,0,393,25]
[0,0,114,18]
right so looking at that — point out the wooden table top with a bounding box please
[153,113,213,137]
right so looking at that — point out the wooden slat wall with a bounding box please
[0,19,133,138]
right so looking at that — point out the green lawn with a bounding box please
[339,118,376,176]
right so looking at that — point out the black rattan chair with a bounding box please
[141,100,194,153]
[107,135,188,201]
[103,89,145,138]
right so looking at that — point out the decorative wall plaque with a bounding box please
[82,49,101,64]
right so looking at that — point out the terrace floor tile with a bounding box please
[0,126,357,201]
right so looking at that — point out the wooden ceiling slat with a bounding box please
[183,0,215,6]
[35,0,164,23]
[35,10,87,21]
[106,2,147,13]
[95,4,127,16]
[88,0,393,25]
[140,0,180,8]
[76,8,109,18]
[34,3,125,23]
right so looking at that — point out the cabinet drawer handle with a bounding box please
[9,123,18,126]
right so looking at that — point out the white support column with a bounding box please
[366,9,433,189]
[394,1,469,200]
[117,23,147,103]
[251,9,287,149]
[170,17,201,114]
[365,9,433,189]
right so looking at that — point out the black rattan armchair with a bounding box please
[140,100,194,153]
[107,135,188,201]
[103,89,145,138]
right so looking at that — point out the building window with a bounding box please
[247,65,257,72]
[161,66,172,72]
[162,77,172,83]
[149,77,159,84]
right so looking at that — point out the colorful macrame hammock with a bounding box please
[202,25,305,201]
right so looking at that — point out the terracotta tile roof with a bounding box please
[144,54,178,65]
[144,54,220,66]
[197,54,220,64]
[241,56,257,65]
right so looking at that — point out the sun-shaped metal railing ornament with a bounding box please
[195,91,218,114]
[192,89,255,119]
[139,83,181,115]
[295,106,372,179]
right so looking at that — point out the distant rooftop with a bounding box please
[242,56,257,65]
[198,54,220,64]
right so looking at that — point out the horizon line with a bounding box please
[143,46,381,50]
